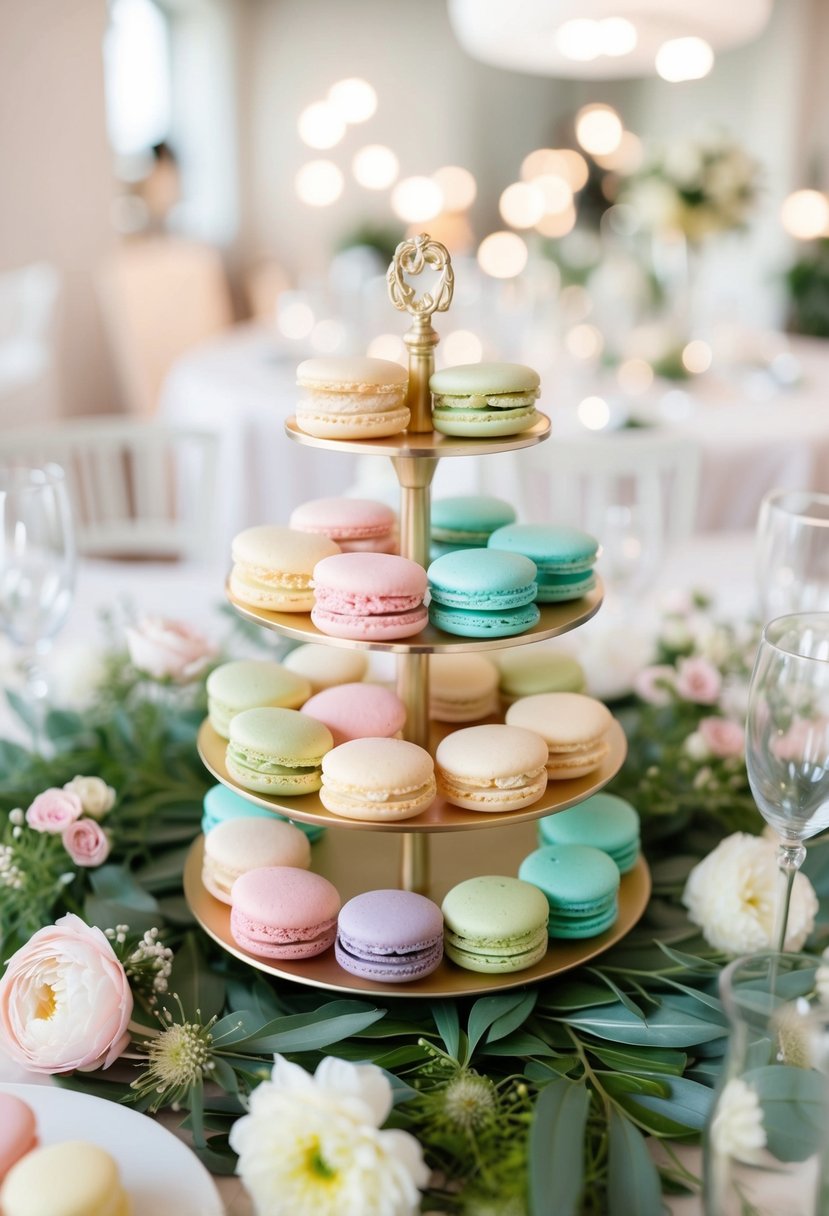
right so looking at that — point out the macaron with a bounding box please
[207,659,312,738]
[335,889,444,982]
[0,1094,37,1181]
[230,866,340,959]
[441,875,549,973]
[290,497,397,553]
[202,783,325,842]
[202,816,312,903]
[488,524,599,602]
[539,793,640,874]
[506,693,613,779]
[226,707,333,796]
[496,649,586,705]
[283,643,368,693]
[519,843,620,939]
[301,683,406,745]
[296,356,409,439]
[230,525,340,612]
[430,362,540,437]
[428,549,540,638]
[320,737,436,822]
[431,496,517,559]
[0,1142,130,1216]
[429,653,499,722]
[312,552,428,641]
[435,724,548,812]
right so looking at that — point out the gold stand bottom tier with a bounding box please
[183,829,651,999]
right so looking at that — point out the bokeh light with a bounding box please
[593,131,644,173]
[535,174,573,215]
[391,176,443,223]
[297,101,345,150]
[617,358,654,395]
[577,396,611,430]
[521,148,588,192]
[477,231,529,278]
[681,340,713,374]
[535,206,577,238]
[565,324,603,361]
[499,181,545,228]
[443,329,483,364]
[599,18,638,57]
[575,105,623,157]
[278,300,315,340]
[780,189,829,240]
[556,17,637,61]
[295,160,344,206]
[327,78,377,123]
[655,37,714,82]
[366,333,406,364]
[433,166,477,211]
[352,144,399,190]
[310,319,347,354]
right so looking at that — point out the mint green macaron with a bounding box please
[538,793,640,873]
[488,524,599,602]
[441,875,549,973]
[226,707,333,796]
[496,649,586,703]
[431,496,517,560]
[519,844,620,939]
[207,660,312,739]
[430,363,540,438]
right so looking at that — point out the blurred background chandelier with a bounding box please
[448,0,773,81]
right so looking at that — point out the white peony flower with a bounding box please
[683,731,710,762]
[710,1078,766,1164]
[230,1055,429,1216]
[682,832,818,955]
[63,776,116,819]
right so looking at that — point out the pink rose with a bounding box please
[62,819,110,867]
[126,617,215,683]
[699,716,745,759]
[675,656,722,705]
[634,664,676,706]
[25,788,83,834]
[0,914,133,1073]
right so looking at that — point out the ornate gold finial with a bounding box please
[387,233,454,320]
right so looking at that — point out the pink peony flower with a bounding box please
[62,819,110,867]
[699,716,745,759]
[125,617,215,683]
[25,788,83,834]
[675,656,722,705]
[634,665,676,706]
[0,914,133,1073]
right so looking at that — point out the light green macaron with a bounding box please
[430,363,540,438]
[496,649,586,704]
[441,875,549,974]
[207,659,312,738]
[226,707,333,796]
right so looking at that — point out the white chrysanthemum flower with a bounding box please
[711,1078,766,1164]
[682,832,818,955]
[230,1055,429,1216]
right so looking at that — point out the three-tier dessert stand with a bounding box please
[184,233,650,998]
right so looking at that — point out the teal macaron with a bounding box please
[488,524,599,603]
[518,844,620,939]
[431,496,517,560]
[538,793,640,873]
[202,784,326,842]
[441,875,550,973]
[428,549,540,638]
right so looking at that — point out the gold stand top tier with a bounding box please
[387,233,453,434]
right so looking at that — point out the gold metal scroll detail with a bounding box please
[387,233,454,318]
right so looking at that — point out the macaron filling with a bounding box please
[314,587,422,614]
[321,778,435,807]
[432,389,539,411]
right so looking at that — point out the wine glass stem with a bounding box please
[774,842,807,953]
[21,652,50,756]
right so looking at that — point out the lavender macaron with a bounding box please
[335,889,444,982]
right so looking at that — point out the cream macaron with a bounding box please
[229,525,340,613]
[506,692,613,779]
[435,724,549,812]
[320,738,436,822]
[0,1142,131,1216]
[283,643,369,694]
[429,654,499,722]
[202,816,312,903]
[296,356,409,439]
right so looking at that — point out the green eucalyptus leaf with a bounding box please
[432,1001,461,1061]
[209,1056,240,1097]
[587,1043,687,1076]
[607,1108,663,1216]
[610,1074,713,1136]
[211,1011,266,1046]
[599,1071,671,1099]
[90,865,158,910]
[523,1057,580,1082]
[85,897,159,936]
[584,968,645,1019]
[5,688,38,736]
[744,1065,828,1162]
[538,980,619,1010]
[529,1077,589,1216]
[559,996,726,1047]
[167,934,226,1022]
[235,1003,385,1053]
[479,1030,559,1057]
[467,992,536,1057]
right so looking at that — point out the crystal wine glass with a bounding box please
[745,613,829,952]
[756,489,829,622]
[0,464,76,746]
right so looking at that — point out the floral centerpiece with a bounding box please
[1,599,828,1216]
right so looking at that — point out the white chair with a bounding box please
[0,419,219,561]
[0,262,61,425]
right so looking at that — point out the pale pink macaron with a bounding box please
[312,552,428,641]
[230,866,341,959]
[0,1094,37,1180]
[290,498,397,554]
[301,682,406,746]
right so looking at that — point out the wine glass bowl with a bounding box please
[756,489,829,622]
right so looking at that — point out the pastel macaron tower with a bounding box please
[290,496,397,554]
[230,525,340,612]
[312,551,428,641]
[430,495,516,560]
[429,362,540,437]
[296,356,409,439]
[206,659,311,738]
[489,524,599,603]
[427,549,540,639]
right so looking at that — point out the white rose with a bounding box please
[660,618,694,651]
[63,776,116,820]
[683,732,710,762]
[710,1078,766,1165]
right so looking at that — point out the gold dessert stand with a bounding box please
[188,232,651,997]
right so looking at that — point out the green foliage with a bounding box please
[785,239,829,338]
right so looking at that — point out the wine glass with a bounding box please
[756,489,829,621]
[745,613,829,952]
[0,464,76,746]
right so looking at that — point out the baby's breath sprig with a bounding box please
[0,809,78,953]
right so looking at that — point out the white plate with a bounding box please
[0,1082,225,1216]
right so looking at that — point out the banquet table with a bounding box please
[158,323,829,550]
[0,530,758,1215]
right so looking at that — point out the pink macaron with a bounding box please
[290,497,397,554]
[301,682,406,745]
[230,866,341,959]
[0,1094,38,1180]
[311,552,428,641]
